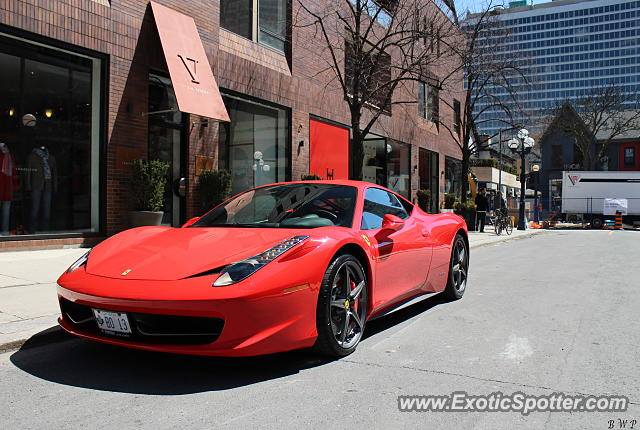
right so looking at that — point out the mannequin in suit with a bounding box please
[26,145,57,233]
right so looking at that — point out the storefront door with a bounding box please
[419,148,439,213]
[309,118,349,180]
[148,74,185,227]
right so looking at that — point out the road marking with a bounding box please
[500,334,533,361]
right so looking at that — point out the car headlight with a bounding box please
[213,236,309,286]
[66,250,91,274]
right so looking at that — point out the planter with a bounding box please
[454,210,477,231]
[129,211,164,228]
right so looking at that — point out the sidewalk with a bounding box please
[0,248,87,352]
[467,227,542,249]
[0,229,542,352]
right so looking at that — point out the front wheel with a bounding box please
[442,234,469,300]
[314,254,368,357]
[505,218,513,235]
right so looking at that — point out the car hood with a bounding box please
[86,226,312,281]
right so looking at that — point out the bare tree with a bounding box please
[552,83,640,170]
[295,0,457,180]
[438,1,529,202]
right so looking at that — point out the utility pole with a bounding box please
[498,128,502,212]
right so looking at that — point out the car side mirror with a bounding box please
[182,217,200,228]
[381,214,404,232]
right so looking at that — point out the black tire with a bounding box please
[505,218,513,235]
[314,254,368,357]
[442,234,469,300]
[495,221,502,236]
[591,217,603,229]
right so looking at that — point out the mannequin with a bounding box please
[26,145,57,233]
[0,142,18,235]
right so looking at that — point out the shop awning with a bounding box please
[150,1,229,122]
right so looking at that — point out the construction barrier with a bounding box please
[615,211,623,230]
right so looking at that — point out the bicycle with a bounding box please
[491,211,513,236]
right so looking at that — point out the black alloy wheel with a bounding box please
[314,254,368,357]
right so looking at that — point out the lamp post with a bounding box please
[508,129,535,230]
[532,164,541,223]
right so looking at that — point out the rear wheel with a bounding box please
[591,216,603,229]
[314,254,368,357]
[495,221,502,236]
[442,234,469,300]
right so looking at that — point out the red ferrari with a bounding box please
[57,180,468,357]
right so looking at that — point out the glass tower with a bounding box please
[473,0,640,138]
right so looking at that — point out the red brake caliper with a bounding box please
[350,279,357,308]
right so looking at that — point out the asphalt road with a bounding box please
[2,231,639,429]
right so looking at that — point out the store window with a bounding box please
[386,140,410,199]
[345,39,392,111]
[0,34,101,238]
[418,82,439,125]
[219,95,289,195]
[220,0,288,52]
[624,146,635,168]
[359,138,410,198]
[419,148,439,213]
[445,156,462,198]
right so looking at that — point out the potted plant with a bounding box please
[199,169,232,211]
[416,189,431,213]
[301,174,322,180]
[441,193,457,213]
[454,200,478,231]
[129,159,169,227]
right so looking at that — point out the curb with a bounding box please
[0,325,68,354]
[469,230,543,249]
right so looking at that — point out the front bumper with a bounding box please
[56,272,320,356]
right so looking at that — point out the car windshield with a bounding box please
[192,184,358,229]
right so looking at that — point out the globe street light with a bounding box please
[508,129,535,230]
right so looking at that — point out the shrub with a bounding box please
[444,193,457,209]
[416,189,431,212]
[301,174,322,180]
[454,200,477,212]
[131,159,169,212]
[199,169,232,210]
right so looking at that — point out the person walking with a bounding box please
[474,188,488,232]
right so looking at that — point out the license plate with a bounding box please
[92,309,132,335]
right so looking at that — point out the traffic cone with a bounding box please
[615,211,623,230]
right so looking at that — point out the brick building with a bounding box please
[0,0,463,249]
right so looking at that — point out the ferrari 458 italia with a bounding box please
[57,180,469,357]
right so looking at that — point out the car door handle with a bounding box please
[421,228,430,237]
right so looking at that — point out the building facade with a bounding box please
[0,0,462,248]
[473,0,640,138]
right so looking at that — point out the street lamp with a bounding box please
[507,129,535,230]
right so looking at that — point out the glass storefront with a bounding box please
[148,74,185,227]
[0,34,101,237]
[445,156,462,198]
[219,95,289,195]
[360,138,411,199]
[419,148,439,212]
[386,140,410,199]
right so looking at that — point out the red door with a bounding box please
[309,119,349,180]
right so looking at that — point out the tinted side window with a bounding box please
[361,188,409,230]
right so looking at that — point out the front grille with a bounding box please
[59,298,224,345]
